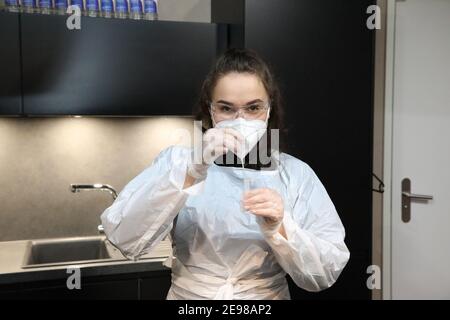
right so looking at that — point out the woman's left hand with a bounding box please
[243,188,284,230]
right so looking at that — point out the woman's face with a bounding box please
[211,72,270,125]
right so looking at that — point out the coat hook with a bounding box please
[372,173,384,193]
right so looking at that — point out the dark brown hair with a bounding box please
[194,48,284,135]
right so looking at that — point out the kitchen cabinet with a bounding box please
[140,273,172,300]
[0,12,22,115]
[0,279,139,300]
[0,11,224,116]
[0,270,171,300]
[213,0,375,299]
[20,13,220,115]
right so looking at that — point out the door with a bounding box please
[241,0,375,299]
[391,0,450,299]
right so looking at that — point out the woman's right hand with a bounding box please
[187,127,244,181]
[202,127,244,164]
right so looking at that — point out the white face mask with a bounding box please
[214,109,270,160]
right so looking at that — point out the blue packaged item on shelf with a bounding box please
[22,0,37,13]
[38,0,53,14]
[143,0,157,20]
[70,0,84,9]
[129,0,142,19]
[5,0,20,12]
[115,0,129,19]
[55,0,68,14]
[100,0,113,18]
[86,0,99,16]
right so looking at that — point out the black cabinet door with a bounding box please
[0,12,22,115]
[139,271,171,300]
[240,0,375,299]
[21,14,218,115]
[0,279,139,300]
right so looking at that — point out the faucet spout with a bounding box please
[70,184,118,201]
[70,183,119,235]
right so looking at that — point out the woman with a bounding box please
[101,48,350,300]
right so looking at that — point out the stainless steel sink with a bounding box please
[22,236,127,269]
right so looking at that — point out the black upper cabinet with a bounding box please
[0,12,22,115]
[20,14,219,115]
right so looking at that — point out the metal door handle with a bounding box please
[401,178,433,223]
[401,192,433,201]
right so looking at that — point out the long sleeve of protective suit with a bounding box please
[100,146,202,260]
[261,156,350,292]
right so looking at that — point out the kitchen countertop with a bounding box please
[0,237,172,286]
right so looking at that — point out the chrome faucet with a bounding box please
[70,184,118,200]
[70,183,118,234]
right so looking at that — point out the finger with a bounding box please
[223,131,243,145]
[244,201,275,211]
[243,188,265,197]
[244,194,271,206]
[203,145,227,164]
[204,141,227,156]
[204,131,227,150]
[222,134,242,155]
[243,191,266,204]
[222,128,244,144]
[244,190,271,204]
[203,128,219,142]
[247,207,279,218]
[204,131,240,154]
[245,189,282,204]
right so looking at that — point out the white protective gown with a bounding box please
[100,146,350,300]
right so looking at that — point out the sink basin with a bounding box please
[22,236,126,269]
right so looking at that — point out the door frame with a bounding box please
[371,0,393,301]
[381,0,398,300]
[371,0,389,301]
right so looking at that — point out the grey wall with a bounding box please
[0,117,194,242]
[158,0,211,22]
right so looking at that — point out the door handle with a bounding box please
[401,192,433,201]
[401,178,433,223]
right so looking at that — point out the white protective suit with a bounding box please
[100,145,350,300]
